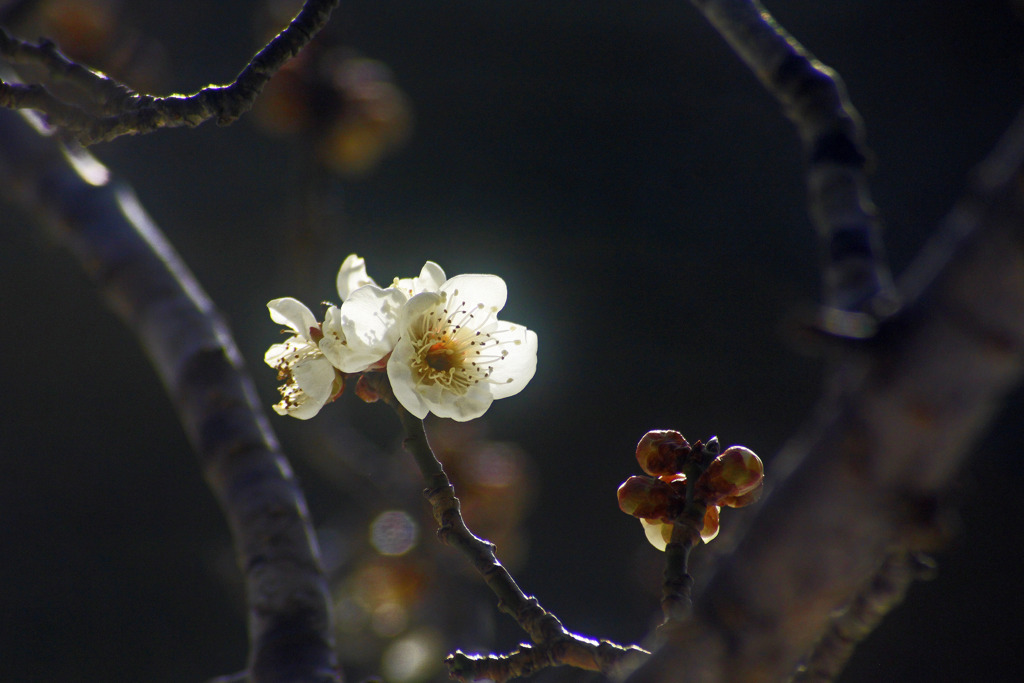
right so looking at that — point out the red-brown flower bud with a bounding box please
[700,504,721,543]
[636,430,691,476]
[617,476,678,521]
[697,445,764,503]
[721,483,763,508]
[659,473,688,498]
[354,374,379,403]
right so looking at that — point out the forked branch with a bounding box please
[0,0,339,144]
[379,389,648,682]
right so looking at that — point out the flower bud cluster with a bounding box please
[617,430,763,550]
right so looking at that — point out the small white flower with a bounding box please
[265,298,343,419]
[386,274,538,421]
[330,254,447,372]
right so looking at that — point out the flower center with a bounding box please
[425,336,462,372]
[270,336,338,413]
[409,295,509,395]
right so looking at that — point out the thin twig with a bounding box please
[660,439,718,626]
[0,0,340,144]
[661,529,698,625]
[382,394,648,681]
[0,108,340,683]
[690,0,896,316]
[448,639,650,683]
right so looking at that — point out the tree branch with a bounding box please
[690,0,895,316]
[790,550,936,682]
[447,639,648,683]
[0,0,340,144]
[617,3,1024,681]
[0,25,136,111]
[382,395,648,681]
[0,108,340,683]
[628,100,1024,682]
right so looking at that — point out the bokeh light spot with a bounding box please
[370,510,419,556]
[470,444,523,487]
[381,630,441,683]
[371,601,408,638]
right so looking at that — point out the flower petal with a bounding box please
[318,306,349,369]
[399,290,445,329]
[439,274,507,315]
[700,505,721,543]
[336,253,377,300]
[277,356,336,420]
[387,337,431,419]
[415,261,446,294]
[425,382,494,422]
[321,305,389,373]
[341,285,405,349]
[487,325,538,400]
[264,336,314,368]
[268,297,320,341]
[641,519,673,552]
[392,260,445,298]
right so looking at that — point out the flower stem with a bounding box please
[661,439,717,625]
[393,404,562,641]
[385,398,649,680]
[661,519,699,624]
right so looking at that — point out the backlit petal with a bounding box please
[336,253,376,300]
[387,338,431,418]
[340,285,405,352]
[268,297,319,341]
[439,274,507,313]
[415,261,446,293]
[488,326,538,400]
[641,519,673,552]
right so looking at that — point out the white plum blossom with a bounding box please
[266,255,537,422]
[265,255,447,418]
[386,274,538,421]
[264,297,343,419]
[326,254,447,372]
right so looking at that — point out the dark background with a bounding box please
[3,1,1024,681]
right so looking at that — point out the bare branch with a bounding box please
[791,551,936,682]
[448,640,649,683]
[0,109,340,683]
[690,0,896,315]
[375,390,649,681]
[0,26,137,111]
[0,0,340,144]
